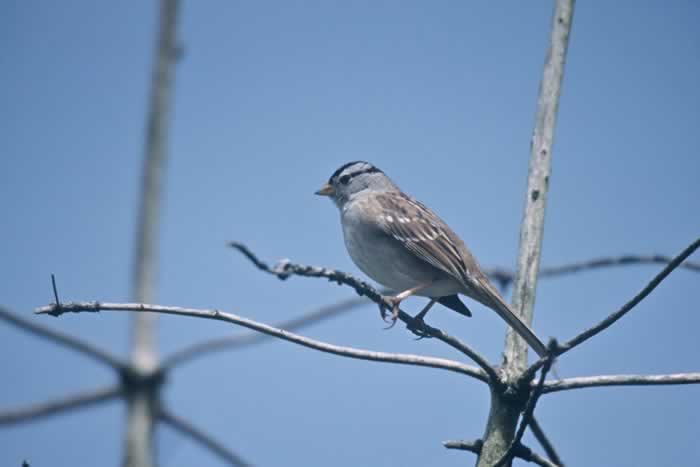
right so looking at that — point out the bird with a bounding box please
[315,161,548,358]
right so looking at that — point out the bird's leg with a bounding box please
[407,298,437,339]
[415,298,437,321]
[381,282,432,324]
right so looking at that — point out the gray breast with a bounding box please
[341,195,454,295]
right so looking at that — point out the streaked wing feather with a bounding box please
[374,192,473,286]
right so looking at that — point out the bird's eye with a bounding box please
[339,175,351,185]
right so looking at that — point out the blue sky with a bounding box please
[1,2,699,466]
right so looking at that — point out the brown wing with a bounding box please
[373,191,548,357]
[373,191,480,287]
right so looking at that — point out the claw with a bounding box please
[407,316,432,339]
[379,296,401,329]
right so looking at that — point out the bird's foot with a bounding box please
[379,296,402,329]
[407,315,433,339]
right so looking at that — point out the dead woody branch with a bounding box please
[487,254,700,290]
[520,236,700,383]
[35,302,487,382]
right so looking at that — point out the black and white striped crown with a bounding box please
[328,161,384,185]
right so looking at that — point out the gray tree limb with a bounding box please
[0,385,123,425]
[126,1,180,466]
[35,302,487,382]
[479,0,575,465]
[542,372,700,394]
[487,254,700,289]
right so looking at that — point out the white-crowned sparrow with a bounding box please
[316,161,547,357]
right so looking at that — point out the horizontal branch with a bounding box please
[162,296,368,370]
[0,306,126,371]
[158,407,251,467]
[228,242,499,382]
[35,302,487,382]
[542,372,700,394]
[0,385,123,425]
[521,236,700,382]
[487,253,700,288]
[443,440,558,467]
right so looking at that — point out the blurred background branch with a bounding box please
[125,0,180,466]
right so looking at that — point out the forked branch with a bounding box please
[521,236,700,382]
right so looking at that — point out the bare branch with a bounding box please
[443,439,483,454]
[562,237,700,351]
[481,0,575,464]
[487,254,700,289]
[529,416,564,466]
[542,372,700,394]
[501,0,574,376]
[35,302,488,382]
[443,440,558,467]
[162,296,368,370]
[228,242,500,382]
[0,385,122,425]
[0,306,126,370]
[521,236,700,383]
[158,407,252,467]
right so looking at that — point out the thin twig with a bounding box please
[521,236,700,383]
[228,242,500,382]
[542,372,700,394]
[487,254,700,289]
[51,274,61,305]
[443,439,483,454]
[563,237,700,351]
[529,416,564,467]
[158,407,252,467]
[35,302,488,382]
[494,343,556,467]
[443,440,558,467]
[0,306,126,370]
[0,385,123,425]
[162,296,368,369]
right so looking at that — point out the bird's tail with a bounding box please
[476,283,548,358]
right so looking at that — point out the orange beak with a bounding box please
[314,183,334,196]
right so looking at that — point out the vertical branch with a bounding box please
[478,1,575,466]
[503,0,574,377]
[124,1,180,467]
